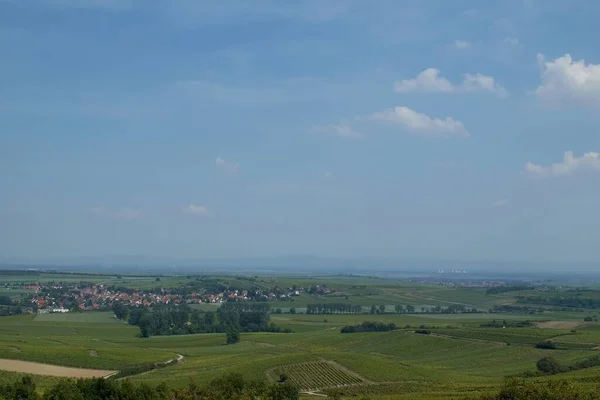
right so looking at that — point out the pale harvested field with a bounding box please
[0,359,115,378]
[536,321,582,329]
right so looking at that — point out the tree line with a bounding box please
[116,302,291,338]
[517,295,600,309]
[477,378,600,399]
[340,321,397,333]
[305,303,477,315]
[0,373,299,400]
[306,303,363,314]
[485,284,532,295]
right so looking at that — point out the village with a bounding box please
[3,281,315,314]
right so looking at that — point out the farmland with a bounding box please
[271,361,364,391]
[1,270,600,398]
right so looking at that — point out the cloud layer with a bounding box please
[395,68,507,97]
[183,204,210,216]
[525,151,600,177]
[536,54,600,107]
[368,106,469,138]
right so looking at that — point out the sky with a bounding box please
[2,0,600,264]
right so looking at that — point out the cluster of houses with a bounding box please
[20,282,306,313]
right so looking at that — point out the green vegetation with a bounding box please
[485,284,532,295]
[478,378,600,400]
[2,270,600,398]
[124,303,291,338]
[340,321,396,333]
[273,361,362,391]
[0,373,299,400]
[518,295,600,309]
[226,330,240,344]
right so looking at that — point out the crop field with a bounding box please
[33,311,121,323]
[0,359,114,378]
[3,272,600,398]
[273,361,364,391]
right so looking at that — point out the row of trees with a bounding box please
[478,378,600,399]
[305,303,478,315]
[0,373,299,400]
[534,355,600,376]
[485,284,532,295]
[480,319,535,328]
[340,321,397,333]
[517,295,600,309]
[0,295,22,317]
[306,303,363,314]
[118,302,291,338]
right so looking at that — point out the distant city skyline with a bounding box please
[2,1,600,263]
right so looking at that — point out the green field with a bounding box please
[33,311,121,324]
[2,272,600,398]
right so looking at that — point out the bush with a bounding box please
[415,329,431,335]
[535,341,557,349]
[536,357,564,374]
[226,330,240,345]
[479,378,600,399]
[584,316,593,322]
[340,321,397,334]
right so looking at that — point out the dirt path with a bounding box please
[0,359,115,378]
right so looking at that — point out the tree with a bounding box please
[370,305,377,314]
[536,356,564,375]
[535,341,557,350]
[226,329,240,345]
[267,383,299,400]
[138,314,153,338]
[289,307,296,314]
[378,305,386,314]
[112,302,129,320]
[584,316,593,322]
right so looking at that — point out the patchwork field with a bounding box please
[271,361,365,391]
[0,359,114,378]
[2,271,600,398]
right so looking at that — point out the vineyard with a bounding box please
[275,361,364,391]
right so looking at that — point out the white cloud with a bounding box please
[91,207,140,220]
[524,151,600,177]
[395,68,507,97]
[368,106,469,138]
[323,171,333,179]
[462,73,508,97]
[183,204,211,216]
[453,40,471,50]
[394,68,454,93]
[504,37,520,45]
[216,157,239,173]
[491,199,509,207]
[309,124,363,138]
[536,53,600,107]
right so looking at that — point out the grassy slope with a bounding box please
[1,272,600,398]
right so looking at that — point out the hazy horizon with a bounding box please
[2,1,600,263]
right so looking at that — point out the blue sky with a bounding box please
[2,0,600,263]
